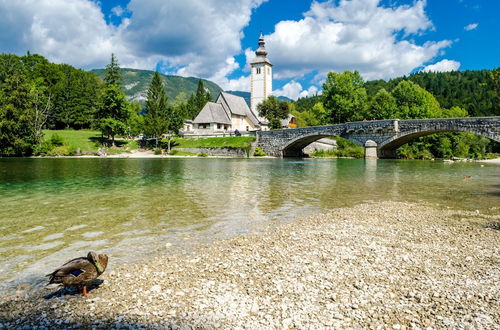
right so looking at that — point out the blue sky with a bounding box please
[0,0,498,99]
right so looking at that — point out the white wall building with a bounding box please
[183,34,276,136]
[184,92,266,136]
[250,32,273,121]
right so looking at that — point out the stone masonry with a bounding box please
[256,117,500,158]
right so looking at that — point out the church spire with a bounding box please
[256,32,267,57]
[251,32,272,65]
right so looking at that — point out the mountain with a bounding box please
[91,68,223,103]
[225,90,293,107]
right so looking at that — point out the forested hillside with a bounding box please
[364,69,499,117]
[91,68,222,103]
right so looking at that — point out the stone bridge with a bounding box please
[256,117,500,158]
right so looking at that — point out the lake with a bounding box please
[1,158,499,289]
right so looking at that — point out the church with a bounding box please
[183,34,276,135]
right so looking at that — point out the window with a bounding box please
[217,124,221,129]
[268,67,270,74]
[256,67,261,74]
[246,126,249,131]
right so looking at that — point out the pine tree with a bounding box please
[96,54,129,146]
[104,53,121,86]
[144,72,169,148]
[187,80,211,119]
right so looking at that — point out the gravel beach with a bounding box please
[1,201,499,329]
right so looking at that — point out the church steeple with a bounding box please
[250,33,273,125]
[251,32,272,66]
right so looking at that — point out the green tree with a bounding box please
[322,70,367,123]
[126,101,144,137]
[442,106,468,118]
[51,64,99,129]
[104,53,121,86]
[164,102,185,153]
[391,80,442,119]
[0,71,50,155]
[144,72,170,148]
[257,96,290,129]
[366,88,398,120]
[95,55,130,146]
[187,80,211,119]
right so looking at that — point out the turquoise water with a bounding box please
[1,158,499,288]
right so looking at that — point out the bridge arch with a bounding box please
[280,128,356,157]
[378,125,500,158]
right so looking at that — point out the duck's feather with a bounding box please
[47,257,97,286]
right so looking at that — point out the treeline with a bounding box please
[365,69,499,117]
[291,69,499,159]
[0,53,211,156]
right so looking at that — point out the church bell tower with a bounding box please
[250,33,272,120]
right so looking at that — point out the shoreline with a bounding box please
[1,201,498,328]
[18,151,500,163]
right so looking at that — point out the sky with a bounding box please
[0,0,498,100]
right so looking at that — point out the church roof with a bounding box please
[250,32,272,66]
[219,92,248,116]
[193,92,268,126]
[193,102,231,124]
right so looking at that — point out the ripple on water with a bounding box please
[21,226,45,234]
[43,233,64,241]
[66,224,87,231]
[24,241,64,251]
[82,231,104,238]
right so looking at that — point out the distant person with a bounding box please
[234,129,241,136]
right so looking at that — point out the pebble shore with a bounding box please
[1,201,499,329]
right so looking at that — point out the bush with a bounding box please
[253,147,267,157]
[198,152,208,157]
[154,149,162,155]
[50,145,77,156]
[50,134,64,146]
[33,140,54,156]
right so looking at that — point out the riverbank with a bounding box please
[1,201,498,328]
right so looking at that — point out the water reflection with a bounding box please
[0,158,499,288]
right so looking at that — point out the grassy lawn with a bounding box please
[43,130,101,153]
[172,136,255,149]
[41,130,139,155]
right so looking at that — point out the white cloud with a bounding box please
[0,0,266,83]
[0,0,124,69]
[274,81,319,100]
[265,0,452,81]
[464,23,478,31]
[122,0,267,79]
[422,59,460,72]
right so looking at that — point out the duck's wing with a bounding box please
[47,257,95,285]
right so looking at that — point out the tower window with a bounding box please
[256,67,261,74]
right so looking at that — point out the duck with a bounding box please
[47,251,108,296]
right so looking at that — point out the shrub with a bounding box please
[154,149,162,155]
[198,152,208,157]
[253,147,267,157]
[50,134,64,146]
[33,140,53,156]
